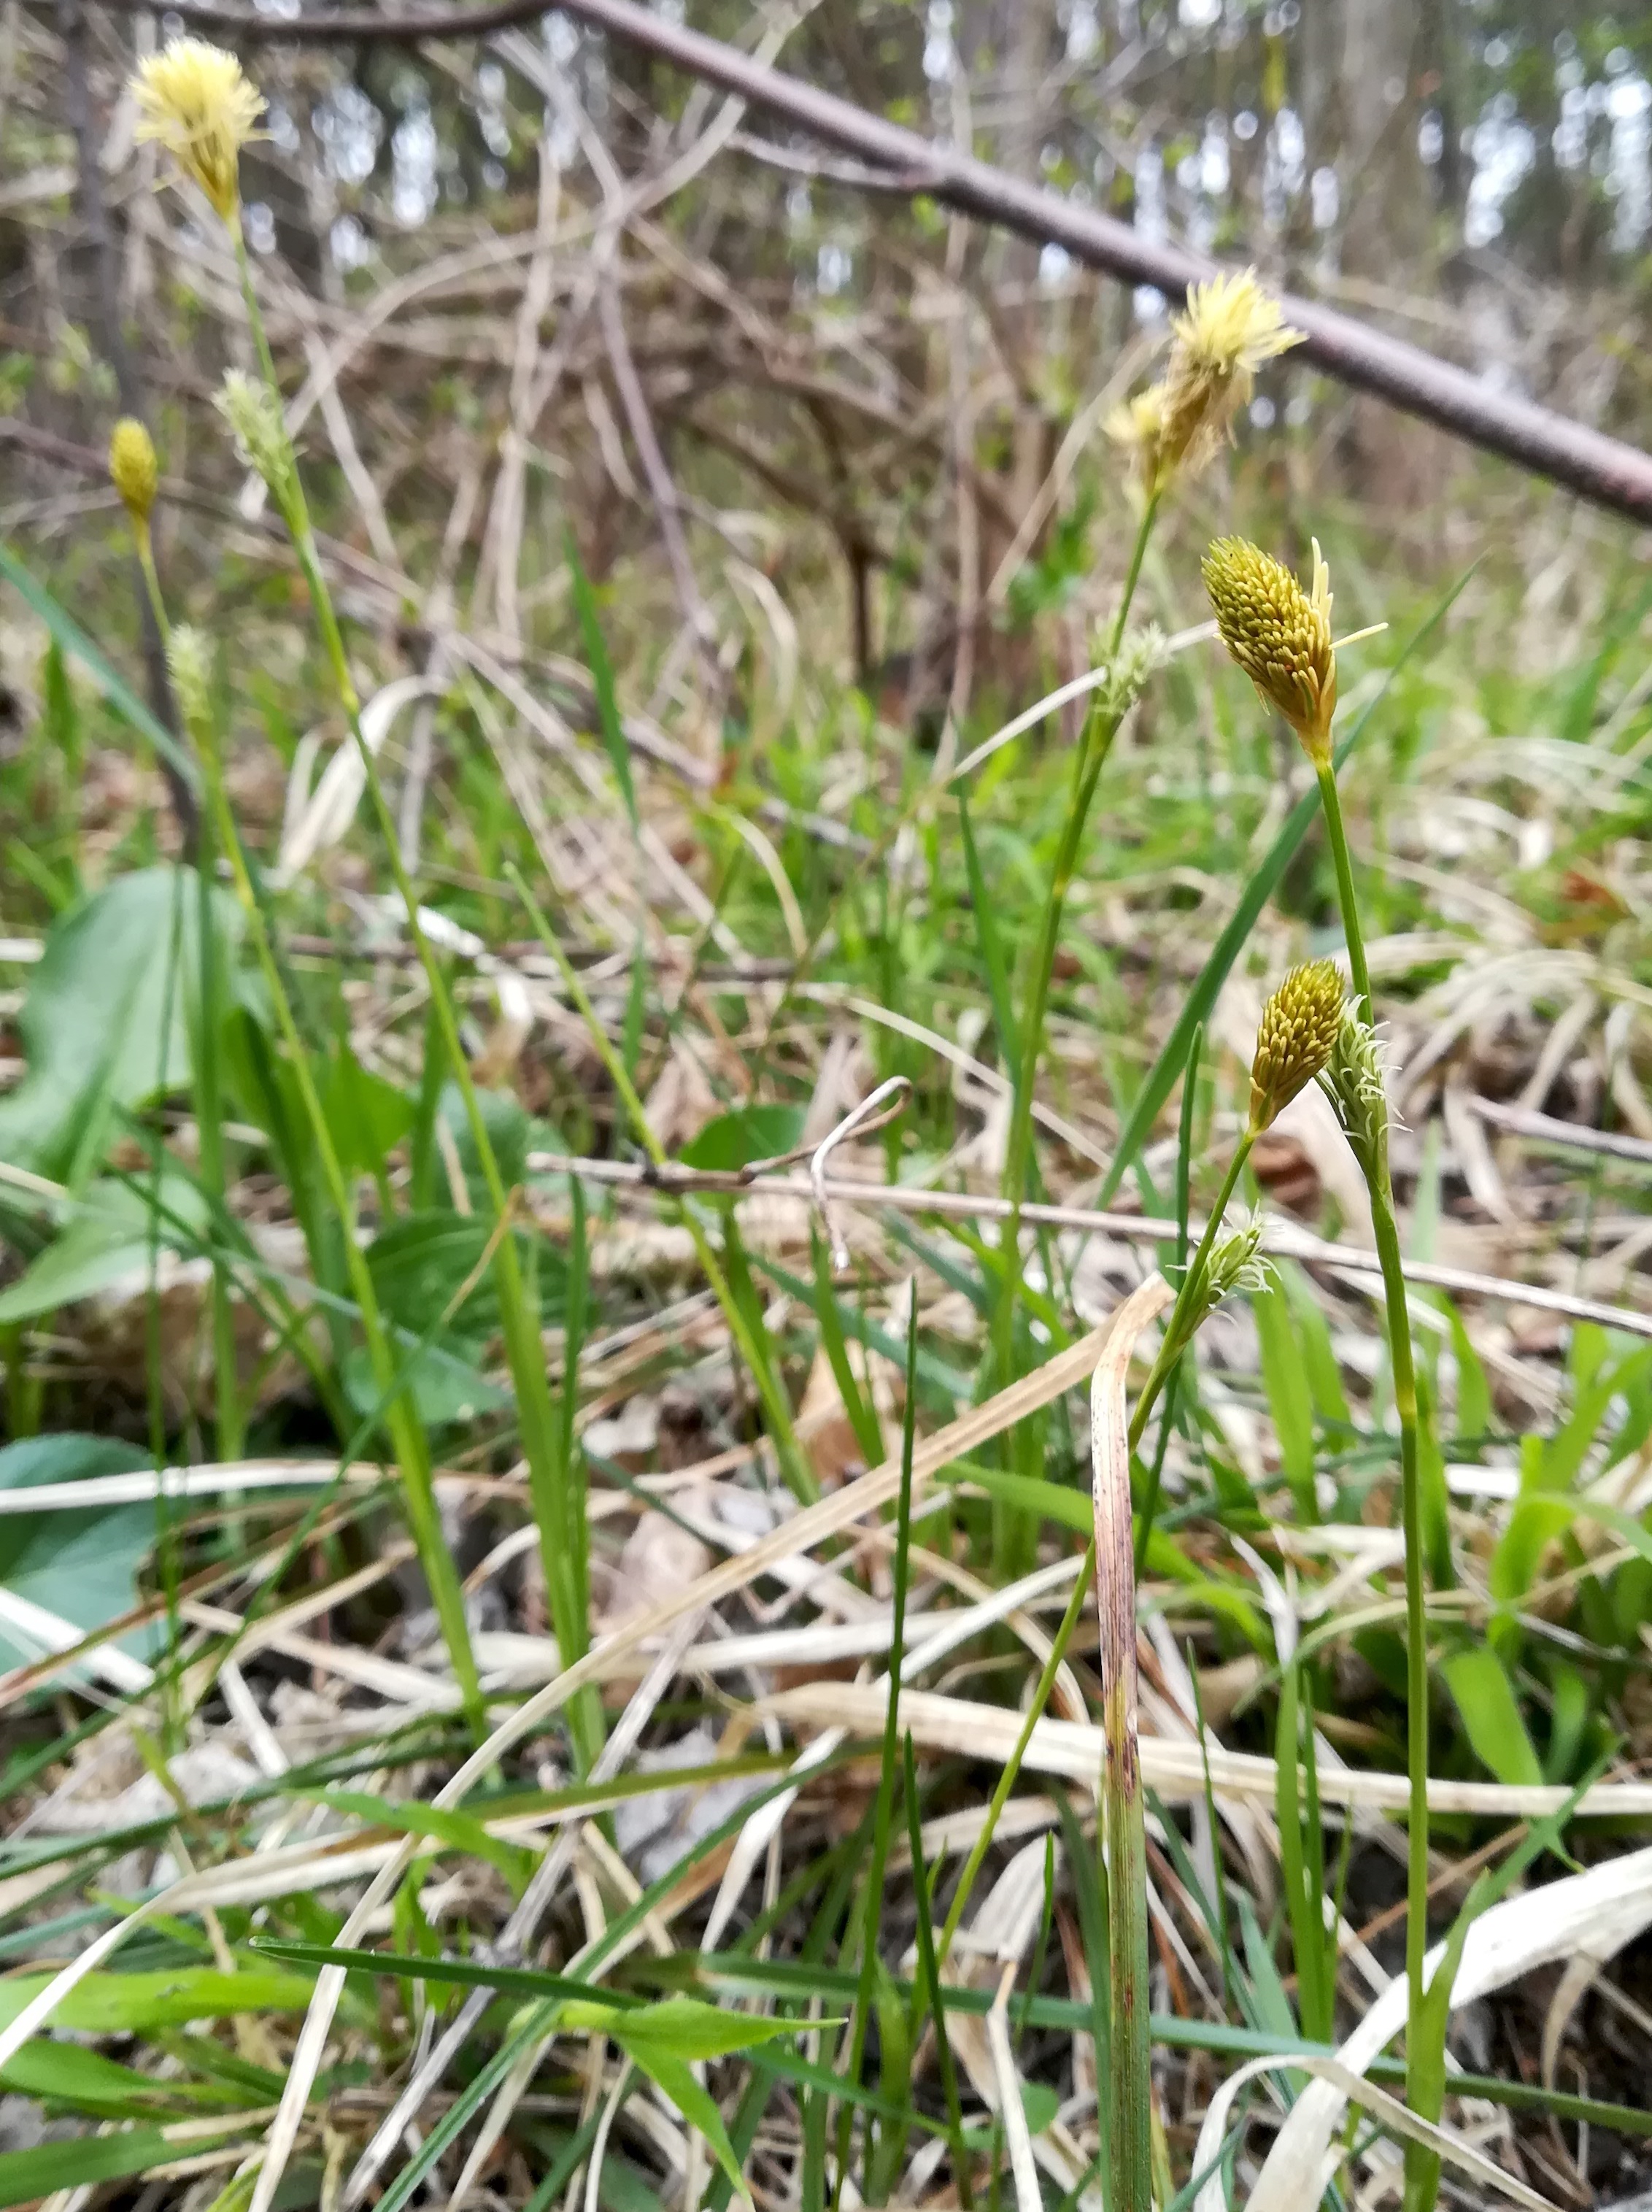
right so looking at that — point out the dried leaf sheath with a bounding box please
[1091,1274,1173,2212]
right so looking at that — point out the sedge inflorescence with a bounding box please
[108,418,158,525]
[1249,958,1346,1133]
[1108,267,1302,495]
[1319,1009,1392,1171]
[215,369,295,509]
[131,37,263,223]
[166,625,214,731]
[1203,535,1338,759]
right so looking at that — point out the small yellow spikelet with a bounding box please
[1105,382,1170,495]
[108,417,158,524]
[167,625,214,731]
[215,369,293,504]
[1203,535,1338,757]
[1157,266,1302,476]
[131,37,263,222]
[1249,959,1345,1133]
[1319,1009,1391,1171]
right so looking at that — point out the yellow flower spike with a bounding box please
[1157,265,1302,477]
[1202,534,1338,760]
[108,417,158,525]
[1249,959,1346,1134]
[131,37,263,224]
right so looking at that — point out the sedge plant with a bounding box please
[1204,534,1439,2209]
[128,35,603,1766]
[989,272,1304,1558]
[949,979,1332,2212]
[933,985,1297,1997]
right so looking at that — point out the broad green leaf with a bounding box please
[320,1044,415,1178]
[437,1079,539,1202]
[349,1209,537,1425]
[0,1433,159,1670]
[0,1171,209,1326]
[0,866,239,1186]
[679,1105,805,1174]
[0,2038,223,2113]
[614,2044,749,2200]
[960,2079,1059,2149]
[1441,1646,1544,1787]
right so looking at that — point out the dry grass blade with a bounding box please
[1238,1843,1652,2212]
[986,1960,1045,2212]
[1191,2052,1558,2212]
[754,1682,1652,1820]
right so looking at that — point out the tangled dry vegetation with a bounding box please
[6,13,1652,2212]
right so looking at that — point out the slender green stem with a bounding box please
[990,493,1162,1399]
[192,801,242,1463]
[841,1292,919,2202]
[1108,490,1160,660]
[1130,1136,1252,1484]
[129,519,242,1468]
[508,865,816,1508]
[1315,755,1433,2205]
[754,492,1160,1094]
[228,228,601,1763]
[1315,758,1373,1021]
[937,1122,1255,1975]
[935,1544,1094,1975]
[903,1734,973,2210]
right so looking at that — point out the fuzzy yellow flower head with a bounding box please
[1203,535,1338,758]
[1249,959,1345,1133]
[1156,267,1302,477]
[108,417,158,525]
[131,38,263,223]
